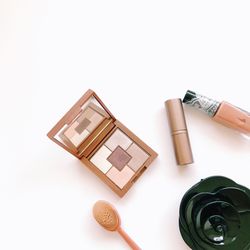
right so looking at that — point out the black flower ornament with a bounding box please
[179,176,250,250]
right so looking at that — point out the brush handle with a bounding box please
[117,227,141,250]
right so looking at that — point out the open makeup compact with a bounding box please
[47,89,157,197]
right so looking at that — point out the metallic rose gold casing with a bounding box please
[165,99,193,165]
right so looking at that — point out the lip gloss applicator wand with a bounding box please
[183,90,250,135]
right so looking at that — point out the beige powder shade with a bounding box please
[127,144,149,172]
[61,120,153,192]
[106,166,134,189]
[90,145,113,173]
[90,129,150,189]
[47,89,158,197]
[105,129,132,151]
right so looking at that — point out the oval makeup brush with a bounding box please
[93,200,141,250]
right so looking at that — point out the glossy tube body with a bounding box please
[183,90,250,135]
[213,101,250,134]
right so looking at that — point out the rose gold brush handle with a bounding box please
[117,227,141,250]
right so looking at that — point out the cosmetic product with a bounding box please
[179,176,250,250]
[47,89,157,197]
[165,99,193,165]
[183,90,250,135]
[93,200,141,250]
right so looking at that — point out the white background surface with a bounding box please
[1,1,250,249]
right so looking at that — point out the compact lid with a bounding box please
[47,89,115,158]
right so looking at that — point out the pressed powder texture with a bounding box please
[105,129,132,151]
[127,144,149,171]
[90,146,112,174]
[107,146,132,171]
[90,129,150,189]
[47,90,158,197]
[107,166,135,189]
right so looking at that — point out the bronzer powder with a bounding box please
[107,146,132,171]
[89,128,150,189]
[47,89,157,197]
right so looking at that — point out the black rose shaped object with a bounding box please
[179,176,250,250]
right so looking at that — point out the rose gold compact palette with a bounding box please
[47,89,157,197]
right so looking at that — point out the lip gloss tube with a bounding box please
[183,90,250,135]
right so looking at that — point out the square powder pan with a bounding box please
[47,89,114,157]
[47,89,158,197]
[82,120,158,197]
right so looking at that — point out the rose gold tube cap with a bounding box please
[165,98,194,165]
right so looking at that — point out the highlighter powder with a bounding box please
[106,166,134,189]
[127,143,149,172]
[90,146,112,173]
[90,128,150,189]
[48,89,158,197]
[105,129,132,151]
